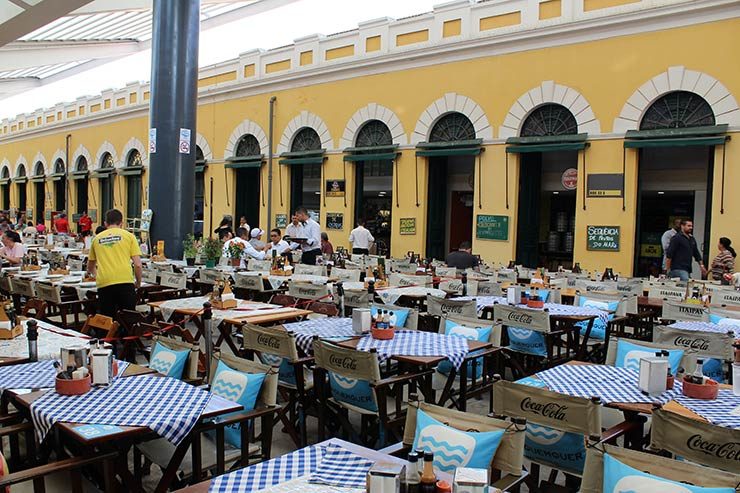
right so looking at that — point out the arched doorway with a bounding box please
[228,134,262,229]
[15,164,27,217]
[53,159,66,212]
[352,120,394,255]
[32,161,46,224]
[74,156,89,215]
[0,167,10,210]
[98,152,115,216]
[514,103,579,269]
[194,146,206,237]
[632,91,717,277]
[423,113,478,260]
[124,149,143,219]
[288,127,322,217]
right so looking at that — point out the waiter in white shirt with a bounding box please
[349,218,374,255]
[294,206,322,265]
[267,228,291,256]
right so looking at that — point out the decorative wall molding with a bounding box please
[411,92,493,144]
[14,155,26,176]
[224,119,269,158]
[72,144,92,170]
[340,103,408,148]
[50,149,66,168]
[196,133,213,160]
[499,80,601,138]
[31,151,47,175]
[277,111,333,154]
[613,65,740,133]
[94,141,119,169]
[121,137,148,167]
[0,158,9,176]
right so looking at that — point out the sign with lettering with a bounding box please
[325,179,345,197]
[399,218,416,235]
[476,215,509,241]
[160,272,187,289]
[648,286,685,301]
[586,225,620,251]
[587,173,624,198]
[141,269,158,284]
[714,289,740,306]
[326,213,344,230]
[275,214,287,229]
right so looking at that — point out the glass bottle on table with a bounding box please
[419,451,436,493]
[688,358,705,384]
[404,451,420,493]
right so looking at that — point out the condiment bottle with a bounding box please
[420,452,436,493]
[405,451,420,493]
[688,358,705,385]
[435,480,451,493]
[26,319,38,362]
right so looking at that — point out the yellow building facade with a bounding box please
[1,0,738,276]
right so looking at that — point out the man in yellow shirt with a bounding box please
[87,209,142,317]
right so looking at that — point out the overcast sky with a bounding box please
[0,0,439,120]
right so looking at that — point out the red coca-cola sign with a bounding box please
[561,168,578,190]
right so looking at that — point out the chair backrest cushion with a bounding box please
[614,339,684,374]
[314,340,381,412]
[576,297,618,340]
[210,359,267,448]
[413,407,505,474]
[436,319,492,378]
[661,300,710,322]
[496,303,552,358]
[149,341,189,379]
[294,264,327,276]
[331,267,361,282]
[288,282,329,301]
[426,295,478,319]
[242,323,300,385]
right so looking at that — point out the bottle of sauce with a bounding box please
[688,358,705,384]
[405,451,420,493]
[420,451,437,493]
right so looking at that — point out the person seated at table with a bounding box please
[266,228,291,256]
[223,227,265,267]
[35,221,46,235]
[0,230,24,265]
[445,241,479,271]
[22,221,37,238]
[53,212,69,234]
[249,228,266,250]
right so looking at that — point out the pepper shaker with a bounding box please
[26,319,38,362]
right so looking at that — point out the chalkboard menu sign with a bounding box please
[326,213,344,230]
[476,215,509,241]
[89,209,97,222]
[275,214,287,229]
[586,225,620,251]
[399,218,416,235]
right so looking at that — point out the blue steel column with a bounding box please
[148,0,200,259]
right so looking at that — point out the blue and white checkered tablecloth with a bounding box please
[283,318,355,354]
[674,390,740,430]
[668,321,740,338]
[536,364,682,404]
[356,330,470,369]
[454,296,609,324]
[0,360,129,394]
[209,444,325,492]
[31,374,211,445]
[308,444,374,488]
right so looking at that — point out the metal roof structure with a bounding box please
[0,0,297,100]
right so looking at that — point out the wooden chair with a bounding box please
[306,301,339,318]
[293,264,327,276]
[329,266,361,282]
[149,333,202,383]
[21,298,47,319]
[80,314,119,341]
[333,286,372,316]
[269,293,297,307]
[313,339,433,448]
[287,282,329,303]
[242,323,314,447]
[34,282,84,329]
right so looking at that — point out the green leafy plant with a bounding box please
[200,237,223,261]
[183,234,199,258]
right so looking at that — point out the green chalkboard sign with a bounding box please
[476,215,509,241]
[586,225,620,251]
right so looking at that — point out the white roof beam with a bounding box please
[0,40,140,70]
[0,0,94,47]
[0,77,40,94]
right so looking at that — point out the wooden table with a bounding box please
[175,437,453,492]
[11,364,241,493]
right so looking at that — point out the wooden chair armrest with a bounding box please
[197,405,280,432]
[0,421,33,438]
[0,452,118,488]
[377,442,409,457]
[462,347,500,360]
[372,369,435,389]
[597,420,641,444]
[292,356,314,366]
[609,315,629,324]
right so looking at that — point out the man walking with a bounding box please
[661,218,681,273]
[348,218,374,255]
[294,206,321,265]
[445,241,479,270]
[87,209,142,317]
[665,219,707,281]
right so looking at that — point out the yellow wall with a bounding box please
[1,18,739,274]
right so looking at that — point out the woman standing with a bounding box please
[213,217,233,241]
[0,231,25,265]
[710,237,736,281]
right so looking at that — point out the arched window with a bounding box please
[33,161,45,177]
[16,164,27,213]
[235,134,261,157]
[195,145,205,163]
[75,156,88,214]
[429,113,476,142]
[125,150,142,219]
[520,103,578,137]
[126,149,142,167]
[640,91,715,131]
[54,159,64,174]
[17,164,26,178]
[291,127,321,152]
[98,152,114,215]
[76,156,88,172]
[355,120,392,148]
[100,152,114,169]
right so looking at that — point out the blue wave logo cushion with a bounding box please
[328,373,377,412]
[614,340,683,375]
[507,327,547,357]
[576,298,618,340]
[260,353,297,385]
[370,306,410,328]
[603,452,734,492]
[413,408,504,473]
[149,341,189,379]
[701,358,725,384]
[438,321,492,378]
[515,376,586,473]
[211,360,267,447]
[525,289,550,302]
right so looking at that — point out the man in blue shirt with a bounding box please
[665,219,706,281]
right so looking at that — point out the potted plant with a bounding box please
[225,241,245,267]
[200,237,222,268]
[183,234,199,266]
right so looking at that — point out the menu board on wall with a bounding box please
[325,179,345,197]
[88,209,97,223]
[399,218,416,235]
[275,214,287,229]
[586,225,620,251]
[326,213,344,230]
[476,215,509,241]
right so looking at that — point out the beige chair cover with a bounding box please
[605,337,697,374]
[496,270,517,282]
[661,300,710,322]
[402,400,525,479]
[426,295,478,319]
[153,334,200,380]
[439,279,465,295]
[652,408,740,474]
[391,260,415,274]
[241,323,300,361]
[313,339,381,382]
[339,288,372,309]
[34,282,62,304]
[160,271,187,289]
[492,380,601,438]
[199,268,224,285]
[493,304,550,333]
[371,302,419,329]
[437,314,502,346]
[579,443,740,493]
[294,264,327,277]
[709,305,740,320]
[288,281,329,301]
[210,351,278,408]
[576,292,637,317]
[653,325,734,360]
[616,279,644,295]
[141,268,158,284]
[548,277,568,289]
[435,266,457,278]
[468,280,503,297]
[648,285,686,301]
[67,258,84,271]
[234,273,265,291]
[331,267,361,282]
[247,259,271,272]
[713,289,740,307]
[10,277,35,298]
[574,280,619,294]
[152,262,174,273]
[389,273,432,288]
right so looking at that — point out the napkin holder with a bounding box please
[90,347,113,386]
[506,285,522,304]
[210,281,237,309]
[638,356,668,395]
[453,467,488,493]
[352,308,371,335]
[367,461,404,493]
[0,306,22,340]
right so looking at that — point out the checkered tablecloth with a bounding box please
[0,360,58,394]
[283,318,355,354]
[377,286,447,305]
[308,445,373,488]
[209,444,325,493]
[674,390,740,430]
[668,321,740,338]
[356,330,470,369]
[159,296,295,326]
[453,296,608,324]
[536,364,682,404]
[31,374,211,445]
